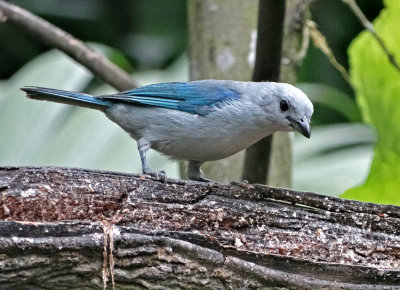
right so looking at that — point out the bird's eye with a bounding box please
[280,100,289,112]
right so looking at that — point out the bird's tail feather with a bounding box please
[21,86,113,110]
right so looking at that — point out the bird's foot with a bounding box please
[143,169,167,182]
[195,177,213,183]
[187,161,213,183]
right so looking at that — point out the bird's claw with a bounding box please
[196,177,212,182]
[143,169,167,182]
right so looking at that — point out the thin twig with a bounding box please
[293,21,310,63]
[342,0,400,74]
[306,20,352,85]
[0,0,138,91]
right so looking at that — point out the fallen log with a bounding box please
[0,166,399,289]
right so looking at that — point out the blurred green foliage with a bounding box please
[299,0,383,96]
[0,0,187,78]
[0,46,185,177]
[342,0,400,205]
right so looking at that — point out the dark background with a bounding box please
[1,0,383,98]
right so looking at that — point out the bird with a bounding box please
[21,80,313,182]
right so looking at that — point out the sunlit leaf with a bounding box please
[341,0,400,204]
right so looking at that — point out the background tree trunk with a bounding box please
[1,166,400,289]
[245,0,312,188]
[242,0,286,185]
[267,0,313,187]
[187,0,312,186]
[185,0,258,183]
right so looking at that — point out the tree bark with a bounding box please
[1,166,399,289]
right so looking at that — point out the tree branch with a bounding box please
[342,0,400,75]
[0,166,399,288]
[0,0,138,91]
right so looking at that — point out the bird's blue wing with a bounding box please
[100,82,239,116]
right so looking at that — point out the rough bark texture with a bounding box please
[186,0,258,183]
[1,166,400,289]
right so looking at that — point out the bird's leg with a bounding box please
[188,161,211,182]
[138,140,166,181]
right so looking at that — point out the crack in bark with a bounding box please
[101,220,114,290]
[186,189,212,205]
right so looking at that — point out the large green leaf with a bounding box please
[341,0,400,204]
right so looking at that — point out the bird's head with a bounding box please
[266,83,313,138]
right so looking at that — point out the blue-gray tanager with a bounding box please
[21,80,313,181]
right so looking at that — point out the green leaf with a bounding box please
[341,0,400,204]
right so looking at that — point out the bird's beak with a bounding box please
[290,117,311,138]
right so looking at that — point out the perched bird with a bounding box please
[21,80,313,182]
